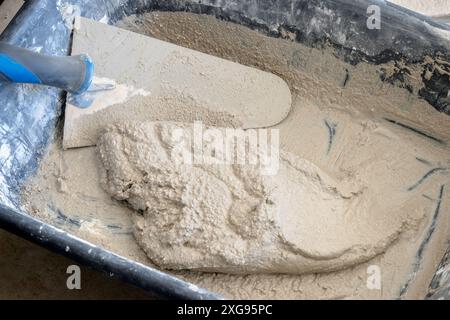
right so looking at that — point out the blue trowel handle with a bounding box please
[0,42,93,94]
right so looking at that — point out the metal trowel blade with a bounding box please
[63,16,292,149]
[68,79,116,109]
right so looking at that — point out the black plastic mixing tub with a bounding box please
[0,0,449,299]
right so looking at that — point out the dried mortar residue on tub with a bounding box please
[21,12,450,299]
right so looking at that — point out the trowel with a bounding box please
[0,16,292,149]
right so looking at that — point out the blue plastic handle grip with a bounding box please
[0,53,42,84]
[0,42,94,94]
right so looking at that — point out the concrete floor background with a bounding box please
[0,230,151,299]
[0,0,449,299]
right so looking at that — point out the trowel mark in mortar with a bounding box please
[416,157,433,166]
[422,194,436,201]
[47,204,81,227]
[407,168,448,191]
[324,119,337,154]
[399,185,446,297]
[383,118,445,145]
[107,224,122,230]
[342,69,350,88]
[106,224,133,235]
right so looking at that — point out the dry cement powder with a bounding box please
[21,12,450,299]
